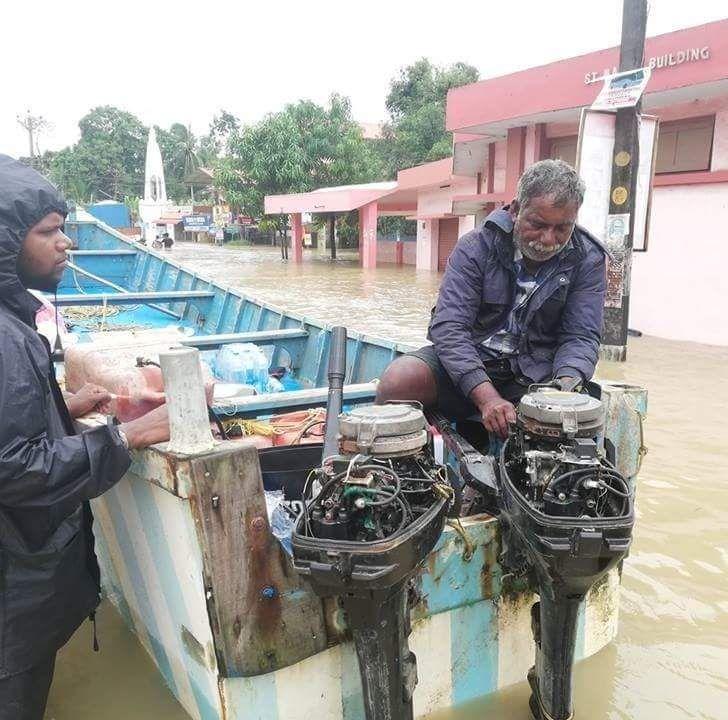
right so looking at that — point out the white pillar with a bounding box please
[458,215,475,237]
[159,347,215,454]
[416,219,439,272]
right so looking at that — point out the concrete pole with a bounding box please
[291,212,303,263]
[601,0,648,361]
[159,347,215,454]
[359,201,378,269]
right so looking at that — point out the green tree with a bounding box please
[157,123,200,202]
[378,59,479,178]
[200,110,240,161]
[49,106,147,202]
[214,95,379,243]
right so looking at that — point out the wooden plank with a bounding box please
[186,442,327,676]
[215,291,231,334]
[52,290,215,306]
[213,382,377,417]
[181,328,308,350]
[68,249,138,256]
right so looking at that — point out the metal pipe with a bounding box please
[66,259,181,319]
[322,326,347,460]
[159,347,215,454]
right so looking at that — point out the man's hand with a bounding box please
[118,405,171,450]
[470,381,517,439]
[66,383,112,419]
[555,376,581,392]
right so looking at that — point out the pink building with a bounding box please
[440,18,728,346]
[263,162,476,270]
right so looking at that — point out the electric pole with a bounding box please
[601,0,648,362]
[16,111,49,158]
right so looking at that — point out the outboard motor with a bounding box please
[498,388,634,720]
[293,328,452,720]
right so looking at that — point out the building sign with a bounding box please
[591,67,651,111]
[584,45,711,84]
[183,214,212,231]
[213,204,232,227]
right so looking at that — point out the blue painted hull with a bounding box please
[59,212,647,720]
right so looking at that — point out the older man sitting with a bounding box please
[376,159,607,439]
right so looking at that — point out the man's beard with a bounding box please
[17,269,61,293]
[516,235,567,262]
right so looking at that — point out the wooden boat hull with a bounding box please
[61,212,647,719]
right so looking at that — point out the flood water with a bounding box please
[47,243,728,719]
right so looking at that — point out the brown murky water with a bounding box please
[47,244,728,719]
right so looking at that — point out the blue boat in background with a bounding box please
[52,209,647,720]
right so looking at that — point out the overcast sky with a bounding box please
[3,0,726,158]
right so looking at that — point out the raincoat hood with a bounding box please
[0,154,68,302]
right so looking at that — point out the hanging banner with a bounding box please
[576,109,659,252]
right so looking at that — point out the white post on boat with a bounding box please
[159,346,215,454]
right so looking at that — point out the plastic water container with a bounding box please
[214,343,270,393]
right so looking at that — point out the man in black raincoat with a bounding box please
[0,155,170,719]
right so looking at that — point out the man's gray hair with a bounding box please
[516,159,586,209]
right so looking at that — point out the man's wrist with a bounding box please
[469,380,501,409]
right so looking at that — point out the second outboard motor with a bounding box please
[293,370,452,719]
[498,389,634,720]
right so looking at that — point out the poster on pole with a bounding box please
[575,109,659,252]
[590,67,651,111]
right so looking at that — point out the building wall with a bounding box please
[631,183,728,345]
[377,239,416,265]
[493,141,507,193]
[711,108,728,169]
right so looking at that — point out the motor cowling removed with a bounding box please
[293,403,452,720]
[498,389,635,720]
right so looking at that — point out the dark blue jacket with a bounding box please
[429,208,607,398]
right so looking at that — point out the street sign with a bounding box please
[183,214,212,231]
[591,67,651,111]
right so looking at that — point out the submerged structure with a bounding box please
[54,211,647,719]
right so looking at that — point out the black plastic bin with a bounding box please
[258,443,323,500]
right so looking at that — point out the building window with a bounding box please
[548,136,578,168]
[655,115,714,174]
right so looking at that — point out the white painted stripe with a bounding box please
[275,644,343,719]
[92,496,156,660]
[149,482,217,654]
[496,590,537,688]
[411,611,453,717]
[583,567,621,657]
[112,478,202,719]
